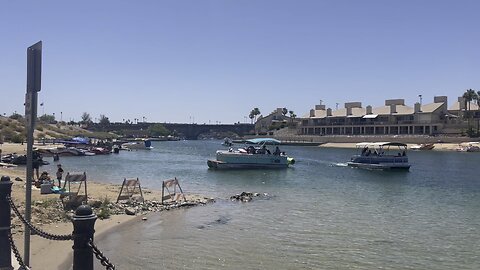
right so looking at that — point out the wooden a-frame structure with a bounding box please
[117,177,144,203]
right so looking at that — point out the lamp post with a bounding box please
[418,94,423,106]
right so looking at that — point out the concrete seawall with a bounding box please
[264,135,478,144]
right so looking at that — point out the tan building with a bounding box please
[299,96,464,136]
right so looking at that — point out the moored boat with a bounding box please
[347,142,411,170]
[122,139,153,150]
[410,143,435,150]
[207,138,295,169]
[456,142,480,152]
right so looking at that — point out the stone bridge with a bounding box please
[89,123,254,140]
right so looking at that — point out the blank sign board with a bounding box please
[27,41,42,92]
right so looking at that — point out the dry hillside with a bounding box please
[0,116,113,143]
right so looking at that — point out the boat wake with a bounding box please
[331,162,349,167]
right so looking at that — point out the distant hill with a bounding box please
[0,116,116,143]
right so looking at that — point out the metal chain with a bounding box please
[7,195,73,241]
[8,231,31,270]
[89,239,116,270]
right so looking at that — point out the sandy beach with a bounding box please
[1,143,213,270]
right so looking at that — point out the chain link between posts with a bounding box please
[6,195,116,269]
[89,239,116,270]
[8,231,31,270]
[7,195,73,241]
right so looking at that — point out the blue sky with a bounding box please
[1,0,479,124]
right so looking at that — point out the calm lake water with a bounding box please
[45,140,480,270]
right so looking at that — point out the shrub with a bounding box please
[45,131,57,138]
[11,134,24,143]
[36,133,45,140]
[1,127,15,141]
[14,126,24,133]
[97,197,112,220]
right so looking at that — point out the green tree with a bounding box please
[9,113,23,120]
[38,114,56,123]
[147,124,170,137]
[99,114,110,126]
[81,112,92,124]
[282,108,288,117]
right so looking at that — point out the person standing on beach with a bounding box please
[56,164,64,187]
[32,151,40,180]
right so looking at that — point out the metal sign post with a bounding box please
[24,41,42,267]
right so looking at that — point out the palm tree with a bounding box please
[288,110,295,124]
[249,111,255,124]
[463,89,477,116]
[463,89,478,134]
[282,108,288,117]
[476,90,480,111]
[253,108,261,122]
[476,90,480,134]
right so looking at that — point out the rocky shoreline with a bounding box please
[9,194,216,237]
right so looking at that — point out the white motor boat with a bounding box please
[122,139,153,150]
[207,138,295,169]
[410,143,435,151]
[456,142,480,152]
[347,142,411,170]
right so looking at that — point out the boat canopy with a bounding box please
[72,137,90,144]
[355,142,407,148]
[245,138,282,145]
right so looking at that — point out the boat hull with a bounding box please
[207,150,292,170]
[207,159,289,169]
[347,162,411,170]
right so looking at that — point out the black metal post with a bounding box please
[72,205,97,270]
[0,176,13,270]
